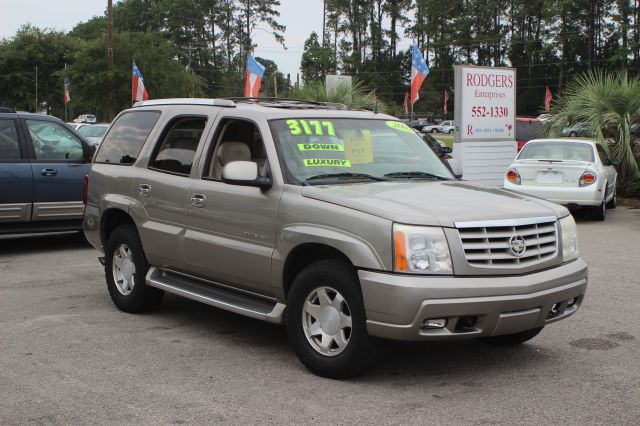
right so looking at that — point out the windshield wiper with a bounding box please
[305,172,388,184]
[384,171,450,180]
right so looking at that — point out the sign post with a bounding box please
[453,65,517,186]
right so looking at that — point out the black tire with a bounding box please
[591,198,607,221]
[448,129,454,134]
[606,188,617,209]
[480,326,544,346]
[104,224,164,313]
[286,259,377,379]
[569,131,577,137]
[431,128,438,133]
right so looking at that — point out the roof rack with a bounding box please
[133,98,236,108]
[224,97,348,110]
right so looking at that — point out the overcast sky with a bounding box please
[0,0,328,77]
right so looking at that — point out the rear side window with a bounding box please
[95,111,160,164]
[0,119,21,160]
[149,117,207,175]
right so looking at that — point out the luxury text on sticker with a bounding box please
[303,158,352,167]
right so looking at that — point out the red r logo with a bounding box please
[467,125,473,135]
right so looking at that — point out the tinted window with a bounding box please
[26,120,85,161]
[596,144,611,166]
[149,117,206,175]
[95,111,160,164]
[515,120,545,141]
[518,142,595,162]
[0,119,21,160]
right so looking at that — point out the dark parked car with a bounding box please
[516,117,546,151]
[406,119,434,130]
[0,109,94,234]
[418,132,462,177]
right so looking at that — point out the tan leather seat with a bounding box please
[214,141,251,178]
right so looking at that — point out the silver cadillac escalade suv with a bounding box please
[84,98,588,378]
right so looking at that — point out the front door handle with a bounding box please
[190,193,206,208]
[41,168,57,177]
[137,184,151,197]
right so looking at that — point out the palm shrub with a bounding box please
[546,70,640,183]
[289,78,386,113]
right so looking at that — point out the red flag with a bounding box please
[410,44,429,105]
[132,61,149,103]
[443,89,449,114]
[403,92,409,114]
[63,78,71,105]
[544,86,552,112]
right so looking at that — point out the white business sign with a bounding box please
[453,65,518,186]
[458,66,516,141]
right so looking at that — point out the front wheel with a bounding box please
[569,131,577,137]
[480,326,544,346]
[287,259,377,379]
[448,129,454,134]
[104,224,164,313]
[431,128,438,133]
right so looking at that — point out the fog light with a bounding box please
[567,297,577,307]
[421,318,447,329]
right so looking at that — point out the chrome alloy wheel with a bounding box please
[302,286,353,356]
[112,244,136,296]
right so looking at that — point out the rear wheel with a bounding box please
[287,259,377,379]
[569,131,577,137]
[480,326,544,346]
[104,224,164,312]
[591,197,607,221]
[606,188,617,209]
[431,128,438,133]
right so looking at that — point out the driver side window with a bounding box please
[204,119,269,180]
[26,120,84,161]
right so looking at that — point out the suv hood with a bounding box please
[301,181,566,227]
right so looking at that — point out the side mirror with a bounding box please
[222,161,272,189]
[610,158,621,167]
[443,146,452,154]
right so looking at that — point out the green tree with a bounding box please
[66,31,204,120]
[290,78,385,112]
[300,32,336,84]
[547,70,640,182]
[0,25,78,115]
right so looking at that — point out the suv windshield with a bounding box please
[270,118,453,184]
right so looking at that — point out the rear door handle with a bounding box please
[40,168,57,177]
[190,193,206,208]
[137,184,151,197]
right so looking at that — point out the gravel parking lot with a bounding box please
[1,207,639,425]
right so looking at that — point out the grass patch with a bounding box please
[434,134,453,148]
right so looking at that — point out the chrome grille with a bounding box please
[456,217,558,269]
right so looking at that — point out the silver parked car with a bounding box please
[84,98,588,378]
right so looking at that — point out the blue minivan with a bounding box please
[0,109,94,234]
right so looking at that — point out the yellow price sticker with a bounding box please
[343,129,373,164]
[303,158,351,167]
[287,119,336,136]
[297,143,344,152]
[385,120,414,133]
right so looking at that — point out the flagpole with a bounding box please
[64,63,68,122]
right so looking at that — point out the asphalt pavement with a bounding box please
[1,207,639,425]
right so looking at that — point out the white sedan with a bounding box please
[504,139,618,221]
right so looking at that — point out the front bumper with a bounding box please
[504,182,603,206]
[360,258,588,341]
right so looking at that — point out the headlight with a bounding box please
[393,224,453,274]
[559,215,579,262]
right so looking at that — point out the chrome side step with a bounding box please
[145,267,285,324]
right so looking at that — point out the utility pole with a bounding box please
[107,0,114,120]
[322,0,326,47]
[35,66,38,113]
[273,75,278,97]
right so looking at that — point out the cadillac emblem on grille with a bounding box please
[509,234,526,257]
